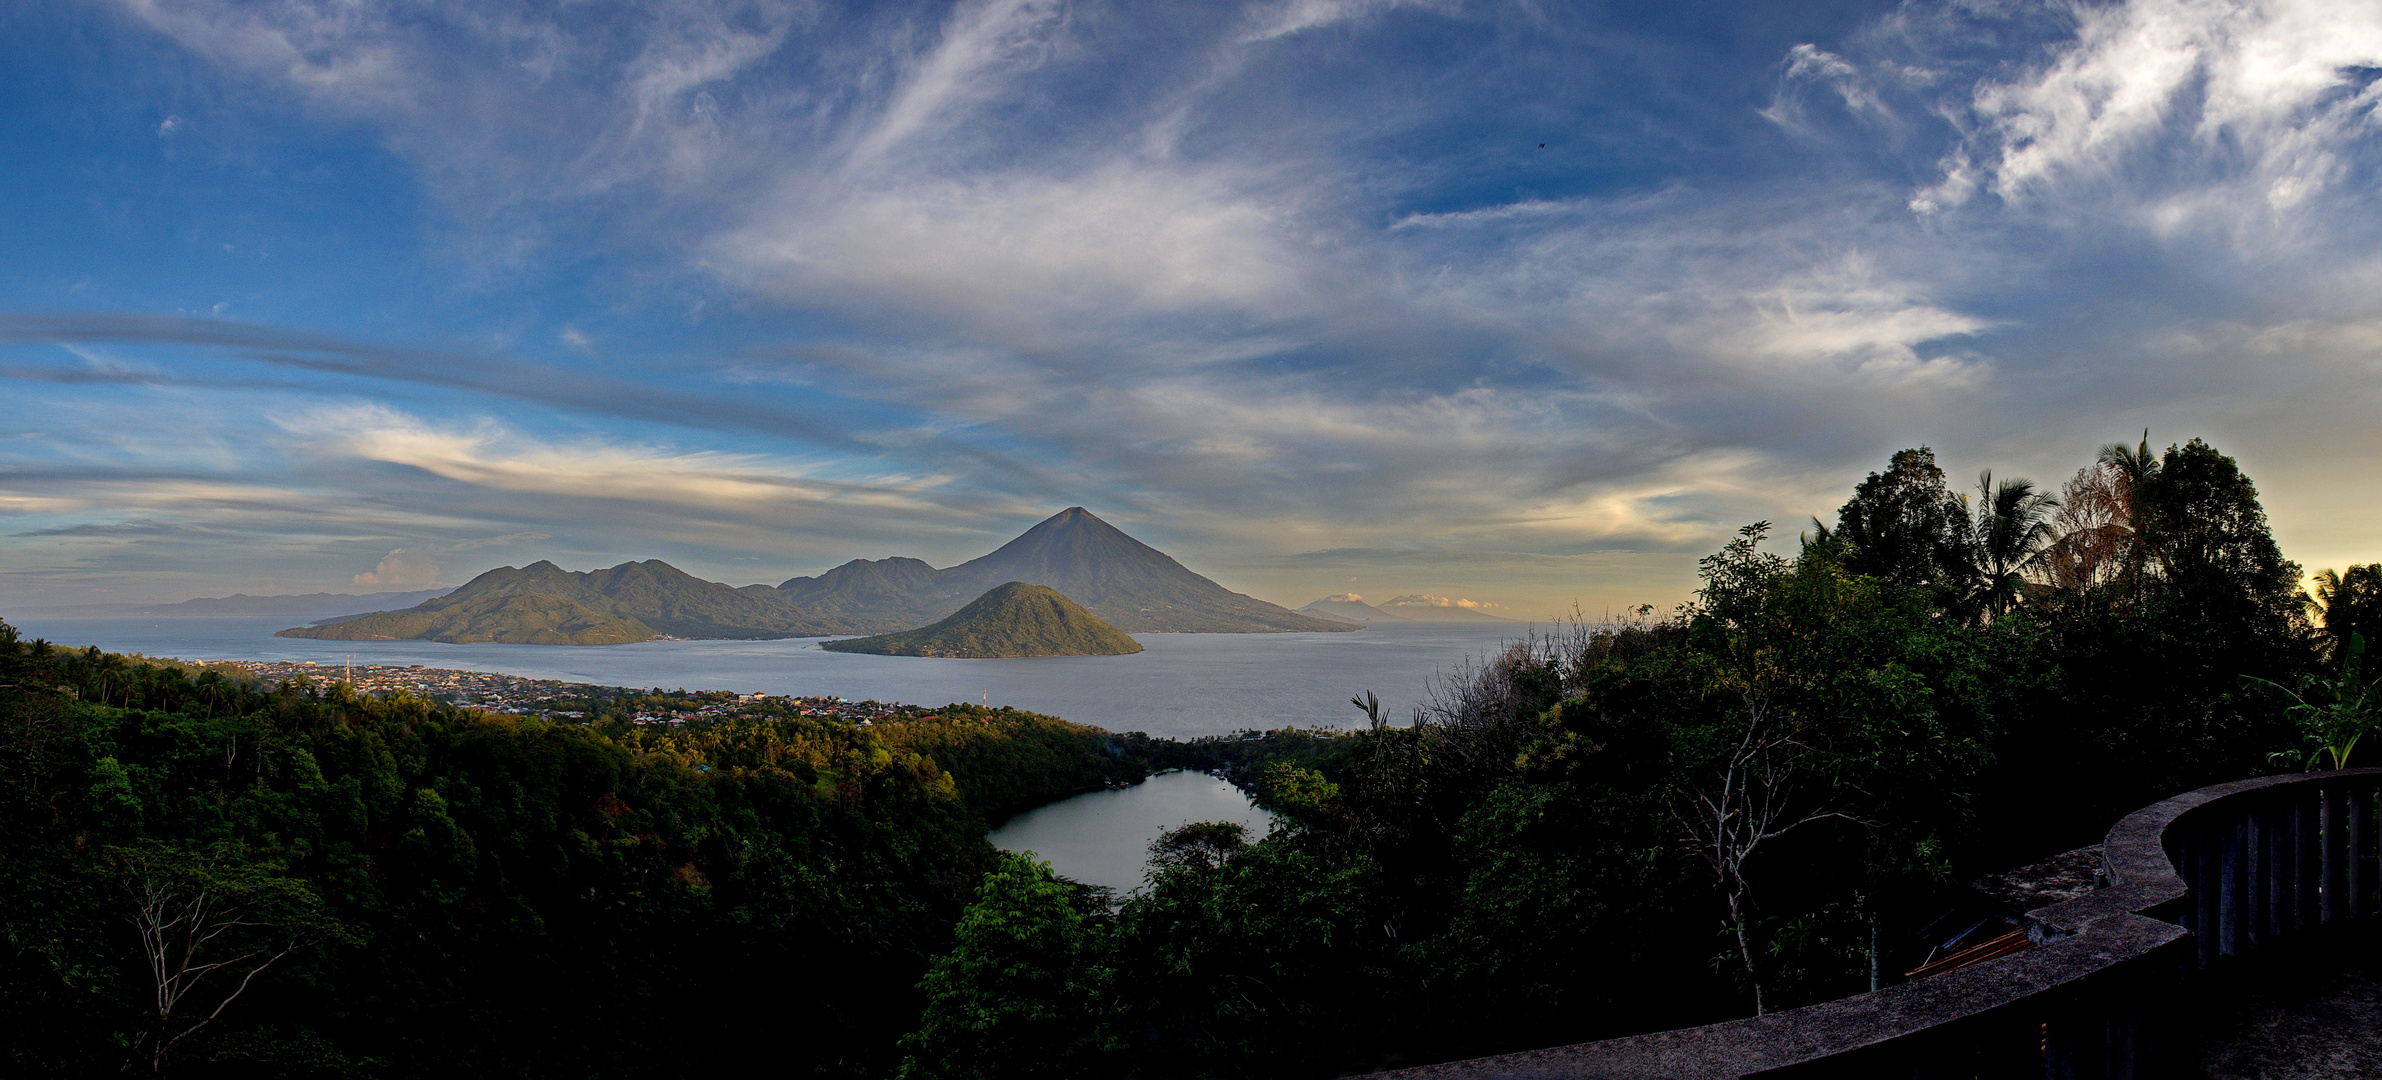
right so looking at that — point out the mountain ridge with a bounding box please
[271,508,1352,643]
[276,592,656,645]
[778,508,1351,634]
[1297,595,1406,624]
[17,588,454,619]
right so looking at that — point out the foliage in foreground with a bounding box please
[892,434,2345,1079]
[5,432,2368,1080]
[0,636,1133,1079]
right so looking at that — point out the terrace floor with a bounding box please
[2196,932,2382,1079]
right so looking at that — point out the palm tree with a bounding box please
[2096,430,2161,605]
[1965,471,2061,622]
[2311,565,2382,663]
[2096,429,2161,492]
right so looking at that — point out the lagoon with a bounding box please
[989,770,1274,893]
[3,615,1526,740]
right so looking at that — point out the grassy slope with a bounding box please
[276,592,658,644]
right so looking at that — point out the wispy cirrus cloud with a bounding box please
[1922,0,2382,216]
[12,519,209,538]
[276,402,960,518]
[9,0,2382,612]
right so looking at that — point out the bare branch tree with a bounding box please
[1666,692,1865,1015]
[1667,522,1871,1015]
[109,843,338,1075]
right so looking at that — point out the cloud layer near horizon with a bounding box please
[4,0,2382,614]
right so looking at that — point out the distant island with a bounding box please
[1297,592,1516,624]
[18,587,452,620]
[279,507,1353,644]
[819,582,1144,658]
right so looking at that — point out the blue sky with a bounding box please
[5,0,2382,617]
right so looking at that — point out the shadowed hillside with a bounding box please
[288,559,854,641]
[276,592,656,644]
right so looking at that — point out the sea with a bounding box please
[3,615,1530,740]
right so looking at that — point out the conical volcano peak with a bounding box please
[774,507,1355,634]
[904,508,1349,633]
[1010,506,1130,542]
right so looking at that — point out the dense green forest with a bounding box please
[0,643,1138,1078]
[893,435,2381,1077]
[7,435,2380,1078]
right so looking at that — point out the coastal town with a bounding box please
[217,659,927,728]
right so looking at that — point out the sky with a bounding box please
[3,0,2382,619]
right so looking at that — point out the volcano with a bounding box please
[777,507,1351,634]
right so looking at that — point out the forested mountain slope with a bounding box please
[820,582,1145,657]
[275,591,657,644]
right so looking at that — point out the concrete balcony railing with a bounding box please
[1377,767,2382,1080]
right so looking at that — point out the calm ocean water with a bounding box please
[990,770,1274,892]
[4,615,1528,739]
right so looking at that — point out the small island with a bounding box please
[819,581,1143,658]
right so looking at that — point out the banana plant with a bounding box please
[2247,632,2380,771]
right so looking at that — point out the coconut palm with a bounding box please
[2311,565,2382,663]
[2095,430,2162,604]
[2096,429,2161,493]
[1964,471,2061,622]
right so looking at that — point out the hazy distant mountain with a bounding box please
[779,508,1351,634]
[15,588,453,620]
[1373,594,1517,623]
[265,508,1350,646]
[759,556,944,629]
[819,582,1144,658]
[277,593,656,645]
[282,560,845,642]
[1296,594,1407,624]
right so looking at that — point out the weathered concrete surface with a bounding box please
[1365,914,2186,1079]
[2198,948,2382,1079]
[1970,845,2104,917]
[1363,770,2382,1080]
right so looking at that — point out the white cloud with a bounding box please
[352,547,439,587]
[1382,594,1503,610]
[1762,43,1886,130]
[714,162,1307,332]
[846,0,1069,166]
[1240,0,1431,44]
[275,403,953,516]
[1680,258,1990,386]
[75,0,2382,615]
[1923,0,2382,216]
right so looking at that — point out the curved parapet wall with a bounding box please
[1375,767,2382,1080]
